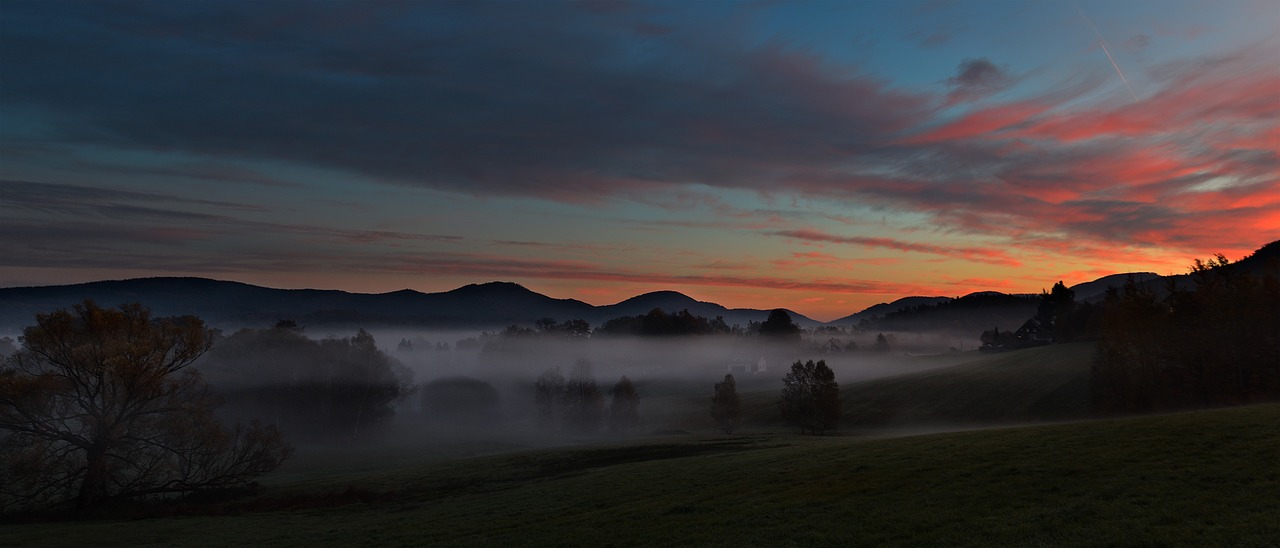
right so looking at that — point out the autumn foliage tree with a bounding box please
[710,374,741,434]
[0,301,291,511]
[780,359,840,435]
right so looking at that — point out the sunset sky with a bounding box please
[2,0,1278,321]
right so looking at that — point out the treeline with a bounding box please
[533,361,639,434]
[199,322,413,441]
[1091,256,1280,413]
[596,308,737,336]
[484,307,810,343]
[980,281,1101,350]
[709,359,841,436]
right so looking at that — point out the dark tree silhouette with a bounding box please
[710,374,742,434]
[0,301,291,510]
[758,309,801,341]
[595,309,729,336]
[533,366,566,430]
[1091,256,1280,413]
[873,333,891,352]
[780,360,840,435]
[608,376,639,434]
[561,360,603,433]
[202,327,410,441]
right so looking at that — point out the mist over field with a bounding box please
[185,322,980,456]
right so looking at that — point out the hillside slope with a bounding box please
[839,342,1096,428]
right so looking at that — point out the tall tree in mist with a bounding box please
[758,309,801,341]
[780,360,840,435]
[561,360,603,433]
[873,333,891,352]
[0,301,291,510]
[608,376,639,434]
[710,374,742,434]
[533,366,566,430]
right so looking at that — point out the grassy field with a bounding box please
[838,342,1096,429]
[730,342,1096,431]
[3,401,1278,546]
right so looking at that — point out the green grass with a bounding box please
[4,402,1278,546]
[835,342,1096,429]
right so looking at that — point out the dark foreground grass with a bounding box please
[3,402,1279,547]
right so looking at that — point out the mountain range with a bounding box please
[2,240,1275,334]
[0,277,824,333]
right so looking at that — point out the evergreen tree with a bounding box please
[873,333,891,352]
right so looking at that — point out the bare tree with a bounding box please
[0,301,292,510]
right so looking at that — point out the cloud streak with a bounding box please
[772,230,1021,266]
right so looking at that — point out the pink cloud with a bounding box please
[772,229,1022,266]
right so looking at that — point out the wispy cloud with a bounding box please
[1,0,1277,311]
[771,229,1021,266]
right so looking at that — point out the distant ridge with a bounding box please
[596,290,821,328]
[1070,273,1160,302]
[829,296,952,325]
[0,278,818,331]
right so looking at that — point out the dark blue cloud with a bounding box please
[944,58,1016,104]
[0,0,932,199]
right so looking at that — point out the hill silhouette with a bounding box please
[597,291,821,328]
[2,239,1274,333]
[0,279,818,331]
[829,296,952,325]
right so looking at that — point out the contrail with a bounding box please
[1075,4,1139,104]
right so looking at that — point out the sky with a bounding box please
[1,0,1278,322]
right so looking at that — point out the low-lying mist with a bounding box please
[192,323,980,458]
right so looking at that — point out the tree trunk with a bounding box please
[77,441,109,509]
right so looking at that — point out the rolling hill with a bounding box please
[2,240,1274,333]
[0,278,820,332]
